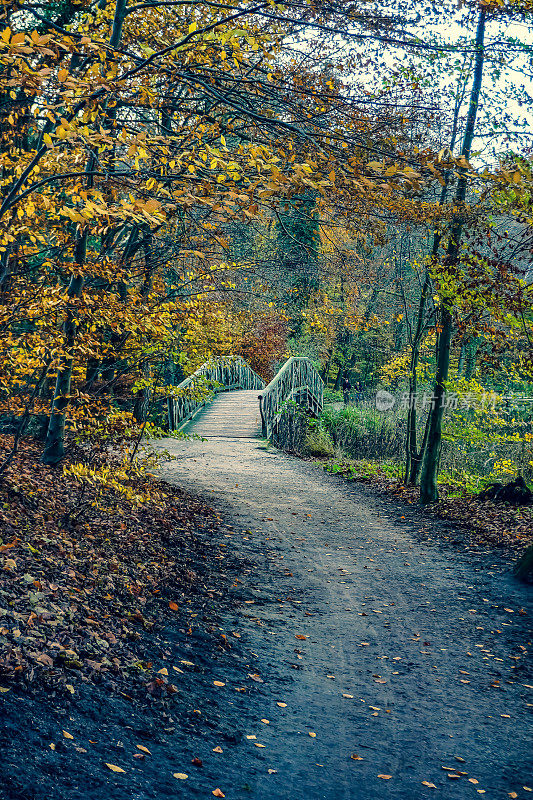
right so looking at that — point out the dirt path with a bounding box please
[157,436,533,800]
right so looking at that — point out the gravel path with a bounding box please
[157,436,533,800]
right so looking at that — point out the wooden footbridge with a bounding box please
[167,356,324,445]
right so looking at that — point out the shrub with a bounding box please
[320,405,404,461]
[304,425,335,457]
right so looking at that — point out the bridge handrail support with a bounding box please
[258,357,324,440]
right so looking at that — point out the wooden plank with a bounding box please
[185,390,262,438]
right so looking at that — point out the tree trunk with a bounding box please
[405,270,430,484]
[41,0,128,464]
[464,338,479,380]
[420,7,486,503]
[457,340,467,376]
[41,272,84,464]
[419,307,453,502]
[408,411,431,485]
[321,352,332,383]
[403,43,471,485]
[132,227,156,423]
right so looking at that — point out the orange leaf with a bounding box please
[169,601,178,611]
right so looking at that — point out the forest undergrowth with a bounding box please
[0,435,234,700]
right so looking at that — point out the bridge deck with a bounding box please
[183,389,262,438]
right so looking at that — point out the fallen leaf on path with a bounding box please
[213,746,223,753]
[295,635,308,640]
[342,694,354,699]
[351,754,363,761]
[276,702,287,707]
[378,774,392,780]
[212,789,225,798]
[246,735,257,740]
[468,779,479,784]
[422,781,437,788]
[158,668,168,676]
[254,743,266,748]
[0,687,11,693]
[213,681,225,687]
[173,773,188,780]
[308,732,316,738]
[169,602,178,611]
[261,719,269,724]
[509,793,518,798]
[136,745,151,754]
[191,757,203,767]
[62,731,74,739]
[268,769,277,774]
[106,764,126,773]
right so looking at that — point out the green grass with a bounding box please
[322,457,489,497]
[323,458,403,482]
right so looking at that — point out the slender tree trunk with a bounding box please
[133,227,156,423]
[41,271,84,464]
[403,42,475,485]
[464,338,479,379]
[420,8,486,503]
[41,0,128,464]
[0,361,50,477]
[457,340,467,376]
[405,271,430,483]
[321,351,332,383]
[409,411,431,485]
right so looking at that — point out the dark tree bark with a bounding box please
[420,8,486,504]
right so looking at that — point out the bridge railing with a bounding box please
[258,357,323,442]
[167,356,265,431]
